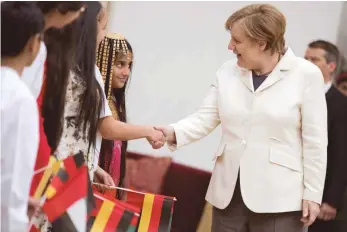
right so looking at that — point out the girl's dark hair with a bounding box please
[42,25,76,151]
[98,38,133,199]
[73,1,103,152]
[36,1,84,14]
[42,1,103,152]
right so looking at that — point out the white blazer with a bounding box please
[168,48,327,213]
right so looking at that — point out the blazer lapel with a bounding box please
[255,47,296,93]
[238,68,254,92]
[256,69,285,92]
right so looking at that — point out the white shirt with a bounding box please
[94,66,112,169]
[324,81,332,93]
[1,67,39,232]
[21,42,47,98]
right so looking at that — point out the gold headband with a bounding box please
[106,33,130,59]
[96,33,130,117]
[97,33,131,79]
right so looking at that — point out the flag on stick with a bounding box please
[138,194,175,232]
[33,156,61,199]
[88,190,140,232]
[92,183,176,232]
[42,152,94,232]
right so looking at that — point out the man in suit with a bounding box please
[305,40,347,232]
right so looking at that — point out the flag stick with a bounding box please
[92,182,177,201]
[33,164,51,176]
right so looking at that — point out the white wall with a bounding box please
[107,1,344,172]
[337,2,347,59]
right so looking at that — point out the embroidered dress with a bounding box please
[54,72,95,178]
[101,100,122,185]
[96,33,131,200]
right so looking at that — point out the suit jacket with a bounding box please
[168,48,328,213]
[323,85,347,210]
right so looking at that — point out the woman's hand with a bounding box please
[154,126,176,145]
[94,166,115,187]
[301,200,320,226]
[145,126,166,149]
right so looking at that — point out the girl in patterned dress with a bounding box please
[43,4,164,181]
[39,1,165,230]
[40,2,107,230]
[39,3,165,230]
[43,1,104,181]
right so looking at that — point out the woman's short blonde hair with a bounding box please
[225,4,286,54]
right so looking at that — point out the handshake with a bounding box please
[145,126,176,149]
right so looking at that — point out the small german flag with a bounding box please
[45,152,85,199]
[29,156,61,232]
[33,156,61,199]
[88,190,140,232]
[137,194,175,232]
[42,152,95,232]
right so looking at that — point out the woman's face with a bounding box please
[227,21,266,70]
[112,53,133,89]
[96,7,108,47]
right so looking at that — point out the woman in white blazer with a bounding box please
[156,4,328,232]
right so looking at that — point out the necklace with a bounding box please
[253,53,282,76]
[109,98,119,120]
[253,70,272,77]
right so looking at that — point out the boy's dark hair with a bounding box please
[1,1,44,57]
[36,1,84,14]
